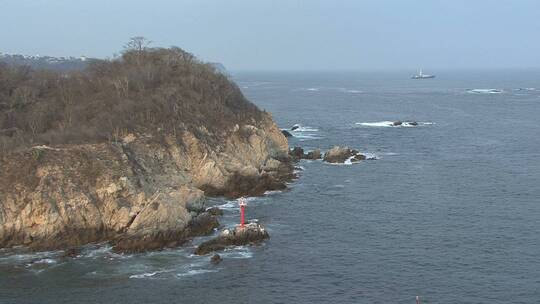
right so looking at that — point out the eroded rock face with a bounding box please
[195,223,269,255]
[0,114,291,251]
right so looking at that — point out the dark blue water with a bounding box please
[1,71,540,303]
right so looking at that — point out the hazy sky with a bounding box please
[1,0,539,71]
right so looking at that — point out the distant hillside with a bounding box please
[0,47,258,153]
[0,53,94,71]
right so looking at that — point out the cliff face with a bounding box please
[0,114,290,251]
[0,46,292,252]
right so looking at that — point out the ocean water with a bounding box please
[1,70,540,303]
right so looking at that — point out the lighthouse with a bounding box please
[238,197,247,227]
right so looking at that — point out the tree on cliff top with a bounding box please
[0,41,262,155]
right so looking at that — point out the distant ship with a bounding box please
[411,69,435,79]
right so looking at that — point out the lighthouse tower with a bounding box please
[238,197,247,228]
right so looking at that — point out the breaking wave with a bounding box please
[176,269,218,277]
[339,88,363,94]
[355,121,433,128]
[467,89,504,94]
[289,124,322,141]
[130,271,163,279]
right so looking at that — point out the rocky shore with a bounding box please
[195,223,270,255]
[0,118,291,252]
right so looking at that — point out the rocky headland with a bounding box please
[0,45,293,252]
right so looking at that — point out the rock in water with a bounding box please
[291,124,301,131]
[351,153,366,162]
[195,223,270,255]
[112,212,219,253]
[289,146,305,160]
[305,149,322,160]
[324,146,356,163]
[210,254,222,264]
[62,248,80,258]
[392,121,403,126]
[281,130,293,137]
[408,121,418,126]
[323,146,368,164]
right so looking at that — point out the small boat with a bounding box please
[411,69,435,79]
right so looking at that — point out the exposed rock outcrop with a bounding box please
[288,147,322,160]
[323,146,367,164]
[305,149,322,160]
[195,223,269,255]
[0,116,291,252]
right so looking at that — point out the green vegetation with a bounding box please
[0,38,262,155]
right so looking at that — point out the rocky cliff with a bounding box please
[0,45,292,252]
[0,114,291,252]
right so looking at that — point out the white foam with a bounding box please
[264,190,283,196]
[356,121,395,127]
[355,121,433,128]
[217,201,237,210]
[304,87,320,92]
[289,124,321,141]
[294,134,323,140]
[176,269,218,277]
[340,88,363,94]
[221,246,254,259]
[290,125,319,132]
[467,89,504,94]
[129,271,160,279]
[29,258,57,265]
[0,251,58,265]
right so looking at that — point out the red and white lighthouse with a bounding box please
[238,197,247,227]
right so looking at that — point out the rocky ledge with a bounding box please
[195,223,269,255]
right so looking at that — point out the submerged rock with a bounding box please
[195,223,270,255]
[210,254,222,264]
[291,124,301,131]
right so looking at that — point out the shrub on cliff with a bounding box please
[0,39,262,155]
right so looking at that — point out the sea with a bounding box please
[1,70,539,304]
